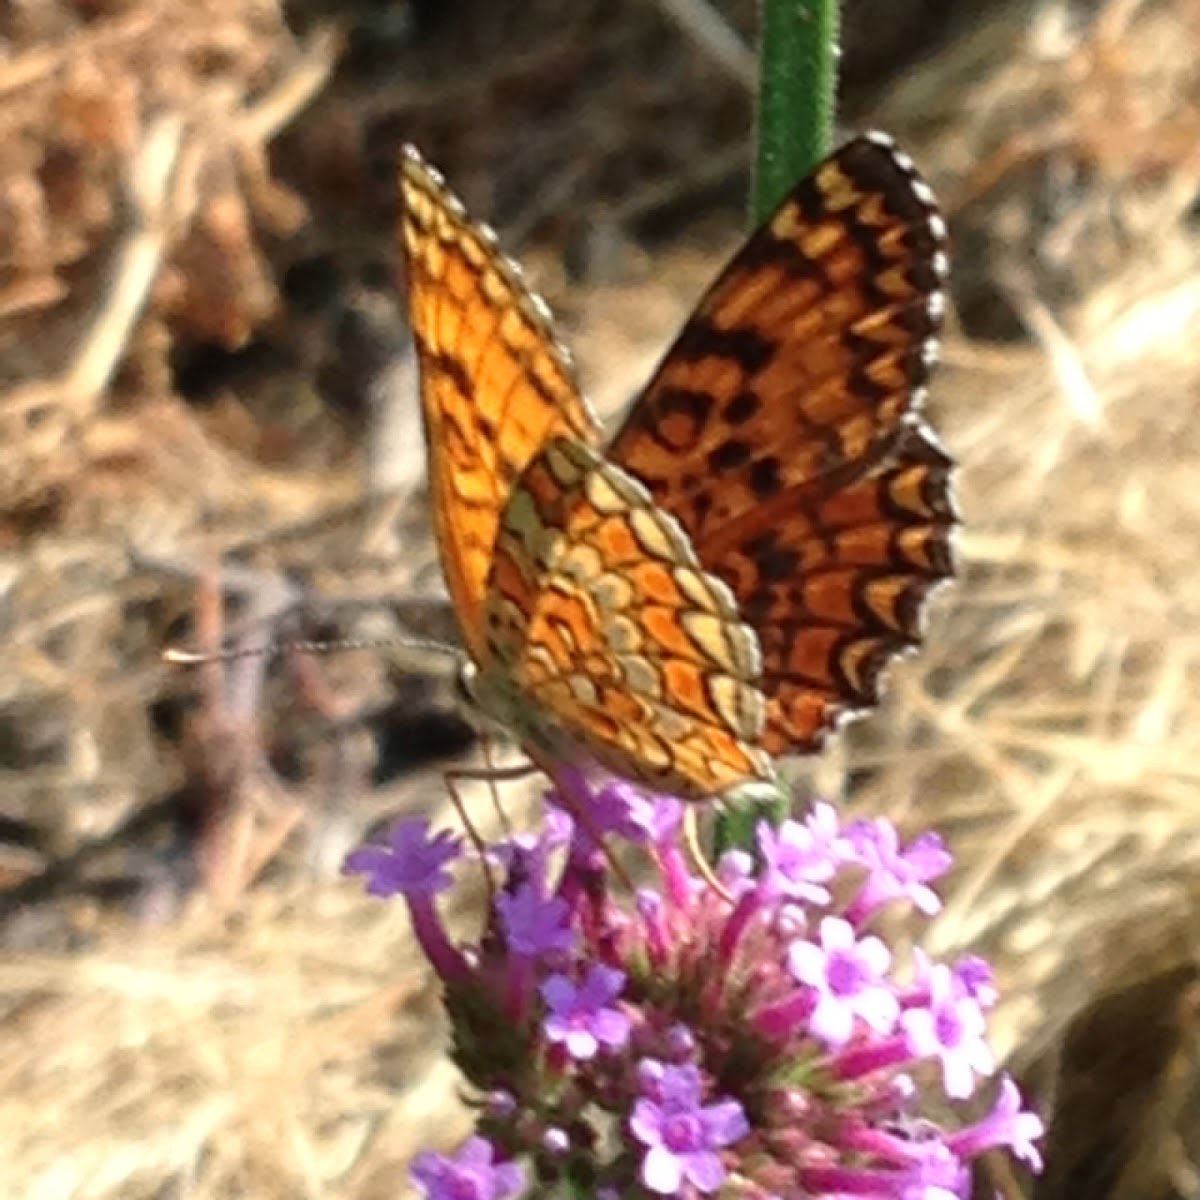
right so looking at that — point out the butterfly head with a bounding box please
[451,654,533,744]
[452,655,485,722]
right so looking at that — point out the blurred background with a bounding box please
[3,0,1200,1196]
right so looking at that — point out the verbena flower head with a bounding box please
[346,784,1043,1198]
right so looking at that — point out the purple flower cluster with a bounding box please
[345,776,1042,1199]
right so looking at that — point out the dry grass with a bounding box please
[3,0,1200,1196]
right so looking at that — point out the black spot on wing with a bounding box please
[413,333,473,399]
[749,456,783,499]
[723,391,761,425]
[672,319,776,375]
[708,439,752,473]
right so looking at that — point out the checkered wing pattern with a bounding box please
[401,147,599,663]
[608,134,956,753]
[483,437,773,798]
[402,134,957,794]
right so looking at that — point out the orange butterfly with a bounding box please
[400,134,955,803]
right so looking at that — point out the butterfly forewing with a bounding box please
[400,146,600,662]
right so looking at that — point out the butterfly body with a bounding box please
[400,135,956,800]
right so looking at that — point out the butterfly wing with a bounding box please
[401,146,600,662]
[481,436,773,798]
[607,133,957,752]
[718,423,954,752]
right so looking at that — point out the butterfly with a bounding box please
[399,134,956,804]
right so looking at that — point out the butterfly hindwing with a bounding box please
[729,424,956,752]
[481,437,774,797]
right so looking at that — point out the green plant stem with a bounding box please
[715,0,841,856]
[753,0,841,221]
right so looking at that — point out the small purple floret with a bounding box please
[583,779,685,845]
[541,964,632,1060]
[496,882,575,958]
[493,807,573,878]
[845,819,952,918]
[411,1136,526,1200]
[788,916,899,1047]
[902,962,994,1099]
[630,1060,749,1196]
[343,818,461,898]
[953,955,998,1008]
[757,818,837,905]
[948,1076,1045,1172]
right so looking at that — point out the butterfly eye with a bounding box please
[453,658,482,716]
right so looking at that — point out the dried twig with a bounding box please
[648,0,756,88]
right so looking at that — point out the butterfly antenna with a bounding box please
[163,635,462,668]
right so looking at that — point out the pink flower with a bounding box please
[411,1137,525,1200]
[788,916,900,1046]
[541,964,632,1060]
[630,1061,749,1196]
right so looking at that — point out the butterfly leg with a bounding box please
[447,756,645,899]
[443,757,540,903]
[443,758,539,797]
[442,767,500,909]
[481,733,516,837]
